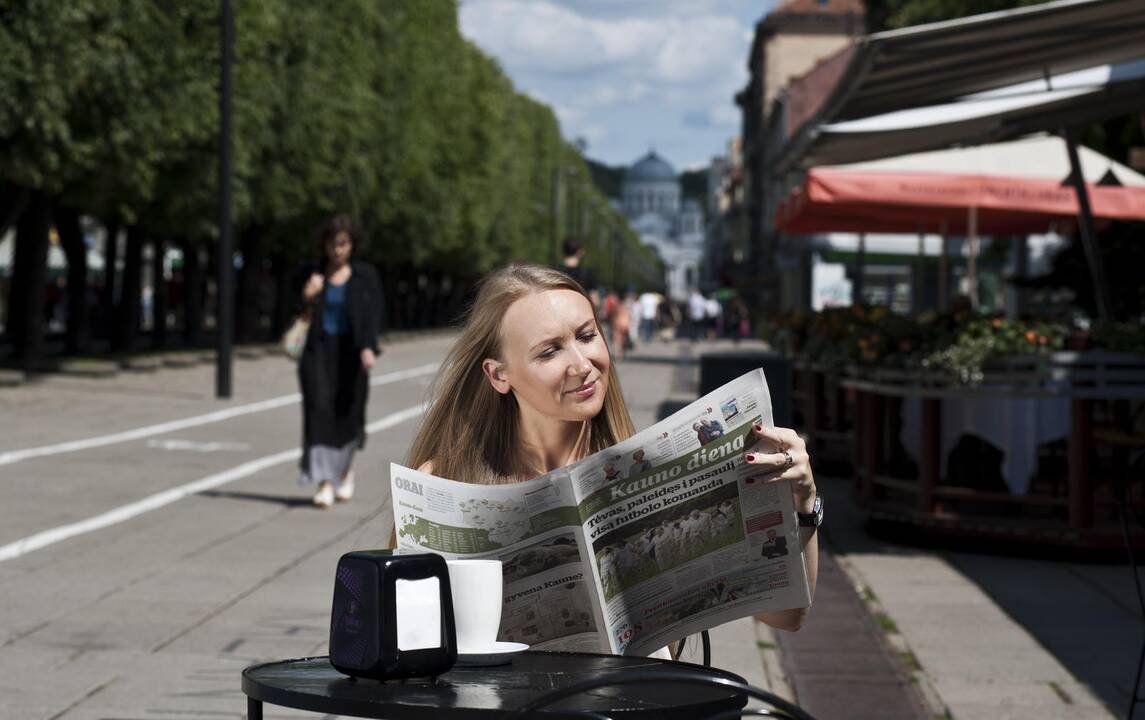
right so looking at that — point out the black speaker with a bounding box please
[329,550,457,680]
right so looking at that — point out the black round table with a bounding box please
[242,652,749,719]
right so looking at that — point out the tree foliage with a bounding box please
[0,0,658,286]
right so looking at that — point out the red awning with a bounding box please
[776,135,1145,234]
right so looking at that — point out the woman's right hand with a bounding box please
[302,272,324,302]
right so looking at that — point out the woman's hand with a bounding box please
[302,273,324,302]
[360,348,376,371]
[744,424,816,513]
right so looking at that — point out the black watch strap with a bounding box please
[797,494,823,528]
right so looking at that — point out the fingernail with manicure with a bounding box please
[745,453,755,462]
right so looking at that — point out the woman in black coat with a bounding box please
[297,215,383,507]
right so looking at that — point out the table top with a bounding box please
[242,653,748,719]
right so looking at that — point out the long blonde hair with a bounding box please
[407,263,635,484]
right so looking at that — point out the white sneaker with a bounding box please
[312,482,334,508]
[335,473,355,503]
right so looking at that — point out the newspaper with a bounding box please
[390,368,811,656]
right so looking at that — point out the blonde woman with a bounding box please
[396,263,819,637]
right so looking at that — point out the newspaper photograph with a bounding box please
[391,368,812,656]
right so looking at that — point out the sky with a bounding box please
[459,0,781,172]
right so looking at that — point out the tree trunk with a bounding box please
[101,219,120,341]
[181,239,205,346]
[204,243,218,340]
[1,187,28,339]
[236,225,263,342]
[151,236,168,348]
[270,251,293,338]
[0,183,29,237]
[114,225,144,352]
[7,190,51,370]
[56,207,90,355]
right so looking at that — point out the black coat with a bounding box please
[296,259,383,354]
[295,259,384,474]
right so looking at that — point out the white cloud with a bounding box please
[458,0,768,165]
[460,1,746,85]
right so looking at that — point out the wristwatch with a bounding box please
[797,495,823,528]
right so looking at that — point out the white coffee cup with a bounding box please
[445,559,503,652]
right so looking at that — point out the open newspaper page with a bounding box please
[390,464,609,652]
[570,368,811,656]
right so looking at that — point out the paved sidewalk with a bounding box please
[818,473,1123,719]
[630,339,930,718]
[7,332,1119,719]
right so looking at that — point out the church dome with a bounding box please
[626,151,676,183]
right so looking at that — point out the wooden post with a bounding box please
[966,206,979,310]
[938,222,949,312]
[1067,398,1092,530]
[864,392,881,502]
[854,391,867,496]
[920,397,941,513]
[810,369,826,455]
[914,228,925,314]
[1063,128,1111,323]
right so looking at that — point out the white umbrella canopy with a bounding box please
[828,134,1145,187]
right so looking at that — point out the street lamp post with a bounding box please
[216,0,234,398]
[550,167,563,265]
[550,166,581,266]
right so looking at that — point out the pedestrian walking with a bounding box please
[659,297,682,342]
[637,290,660,343]
[605,287,632,359]
[623,288,639,349]
[704,295,722,340]
[728,296,751,343]
[296,215,383,508]
[559,237,600,316]
[687,289,707,342]
[394,262,820,641]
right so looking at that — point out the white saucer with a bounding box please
[455,641,529,667]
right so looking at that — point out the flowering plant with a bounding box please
[766,308,1077,383]
[919,317,1067,384]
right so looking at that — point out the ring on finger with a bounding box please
[783,450,794,469]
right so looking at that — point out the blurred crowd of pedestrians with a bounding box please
[560,234,753,360]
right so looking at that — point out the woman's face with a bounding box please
[325,231,352,265]
[485,289,610,424]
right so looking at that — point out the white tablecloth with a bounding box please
[900,396,1071,495]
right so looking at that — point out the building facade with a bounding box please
[622,152,705,301]
[703,137,747,290]
[736,0,865,312]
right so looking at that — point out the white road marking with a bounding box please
[0,402,427,562]
[0,362,438,467]
[146,439,252,453]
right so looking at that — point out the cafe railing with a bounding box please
[806,351,1145,549]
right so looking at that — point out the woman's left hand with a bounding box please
[744,424,816,514]
[360,348,376,371]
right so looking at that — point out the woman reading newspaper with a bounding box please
[391,263,819,654]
